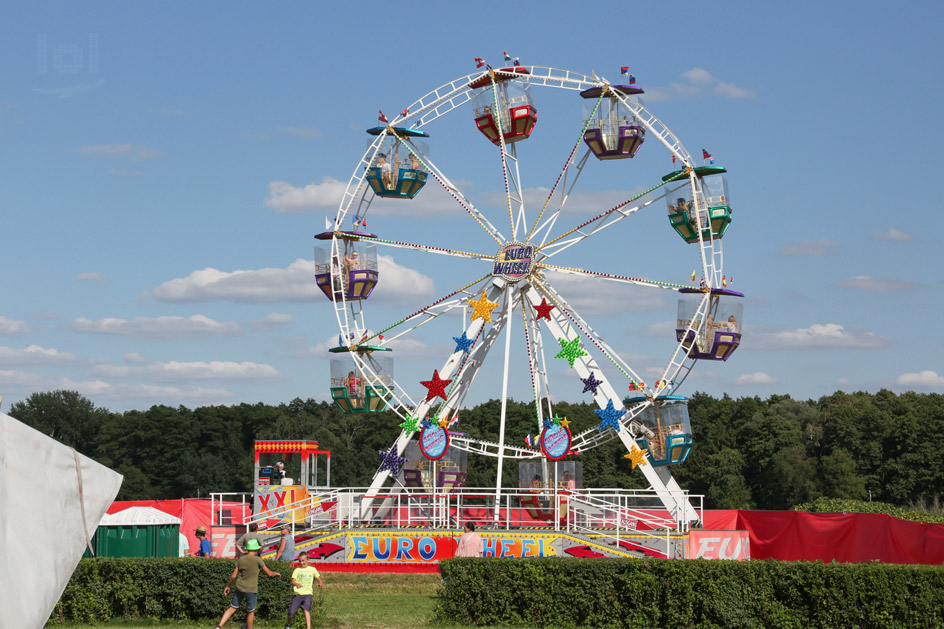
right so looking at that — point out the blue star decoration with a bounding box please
[378,448,408,475]
[452,331,475,354]
[595,399,626,433]
[581,371,603,395]
[420,417,432,429]
[543,417,554,430]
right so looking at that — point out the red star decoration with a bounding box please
[420,369,452,402]
[533,298,554,321]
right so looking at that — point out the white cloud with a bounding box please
[748,323,888,350]
[276,124,322,139]
[895,370,944,388]
[248,312,294,331]
[835,275,917,292]
[714,82,756,99]
[76,272,108,283]
[72,314,241,338]
[151,259,319,303]
[264,178,347,214]
[734,371,778,385]
[371,254,435,304]
[643,68,755,101]
[0,369,45,390]
[681,68,715,85]
[150,256,433,305]
[123,352,146,363]
[264,176,469,219]
[0,344,77,366]
[872,228,916,242]
[637,320,675,338]
[779,238,842,257]
[91,360,281,382]
[61,379,234,404]
[546,271,669,316]
[0,316,30,335]
[75,144,162,161]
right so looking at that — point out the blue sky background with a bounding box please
[1,1,942,414]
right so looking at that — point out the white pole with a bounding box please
[493,285,514,523]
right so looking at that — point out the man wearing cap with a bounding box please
[216,538,281,629]
[190,525,211,558]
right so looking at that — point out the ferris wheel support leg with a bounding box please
[493,284,514,523]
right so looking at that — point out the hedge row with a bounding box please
[792,497,944,524]
[50,557,323,624]
[435,557,944,628]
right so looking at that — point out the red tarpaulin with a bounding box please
[702,510,944,565]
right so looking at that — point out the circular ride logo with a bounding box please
[541,424,572,461]
[419,426,449,460]
[493,241,535,282]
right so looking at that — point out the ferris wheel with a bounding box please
[313,62,743,524]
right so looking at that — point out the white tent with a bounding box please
[0,410,123,629]
[100,506,180,526]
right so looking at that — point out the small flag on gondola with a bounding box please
[504,51,512,62]
[629,74,636,85]
[525,433,533,448]
[475,57,485,68]
[513,57,520,67]
[400,108,409,117]
[378,110,388,123]
[702,148,714,164]
[672,154,677,165]
[691,269,696,282]
[723,276,727,287]
[621,66,629,76]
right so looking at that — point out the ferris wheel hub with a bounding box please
[492,241,536,283]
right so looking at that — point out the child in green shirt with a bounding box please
[285,551,323,629]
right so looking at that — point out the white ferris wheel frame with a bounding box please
[325,66,727,525]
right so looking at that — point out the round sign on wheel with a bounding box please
[541,423,572,461]
[419,425,450,460]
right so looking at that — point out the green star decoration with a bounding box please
[555,336,588,368]
[399,416,422,435]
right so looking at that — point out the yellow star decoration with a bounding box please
[468,291,499,323]
[624,446,648,469]
[558,417,571,430]
[437,415,450,429]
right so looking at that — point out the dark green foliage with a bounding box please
[51,557,319,624]
[435,558,944,628]
[10,388,944,510]
[793,497,944,524]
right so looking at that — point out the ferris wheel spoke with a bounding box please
[527,89,608,244]
[540,263,687,292]
[416,149,508,245]
[531,279,649,394]
[356,234,494,263]
[358,273,492,347]
[529,149,592,248]
[537,187,666,261]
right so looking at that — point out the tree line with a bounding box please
[7,389,943,510]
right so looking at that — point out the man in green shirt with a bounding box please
[215,539,281,629]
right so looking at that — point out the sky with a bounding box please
[1,1,942,417]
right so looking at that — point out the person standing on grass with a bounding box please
[455,522,484,557]
[216,539,281,629]
[285,551,323,629]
